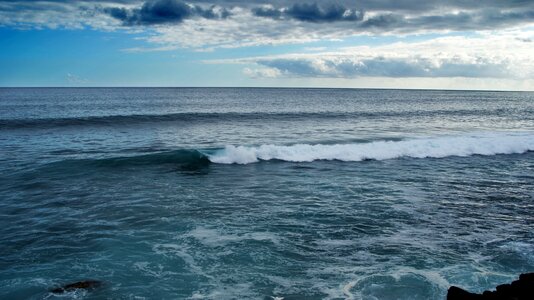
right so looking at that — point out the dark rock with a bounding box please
[50,280,102,294]
[447,286,484,299]
[447,273,534,299]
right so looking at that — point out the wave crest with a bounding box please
[207,133,534,164]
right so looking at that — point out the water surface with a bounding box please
[1,88,533,299]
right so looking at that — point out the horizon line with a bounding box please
[1,86,532,92]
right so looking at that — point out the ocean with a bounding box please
[0,88,533,299]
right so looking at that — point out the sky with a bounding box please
[0,0,533,90]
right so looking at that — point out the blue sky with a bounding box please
[0,1,533,90]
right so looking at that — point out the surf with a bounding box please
[207,132,534,164]
[34,132,534,170]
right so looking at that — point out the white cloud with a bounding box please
[66,73,88,84]
[210,32,534,80]
[242,67,281,78]
[0,1,124,30]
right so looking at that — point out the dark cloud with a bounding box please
[357,9,534,32]
[104,0,230,25]
[195,0,534,11]
[252,3,534,33]
[252,6,282,19]
[253,3,363,23]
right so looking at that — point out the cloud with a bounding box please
[253,3,363,23]
[0,1,103,29]
[257,57,511,78]
[242,67,281,78]
[137,7,325,49]
[66,73,88,84]
[356,9,534,32]
[252,4,534,32]
[104,0,230,25]
[211,34,534,79]
[0,1,533,49]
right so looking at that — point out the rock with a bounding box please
[447,273,534,299]
[447,286,483,299]
[50,280,102,294]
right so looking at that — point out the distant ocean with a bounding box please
[1,88,533,299]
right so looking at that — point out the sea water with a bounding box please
[0,88,533,299]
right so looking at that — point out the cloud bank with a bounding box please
[1,1,533,41]
[213,34,534,79]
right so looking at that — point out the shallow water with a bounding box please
[1,88,533,299]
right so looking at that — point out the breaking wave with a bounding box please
[38,132,534,171]
[207,132,534,164]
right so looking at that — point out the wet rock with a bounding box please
[50,280,102,294]
[447,273,534,299]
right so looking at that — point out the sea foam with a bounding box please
[208,132,534,164]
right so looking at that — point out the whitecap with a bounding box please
[208,132,534,164]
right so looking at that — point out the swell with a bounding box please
[42,150,211,173]
[0,108,517,129]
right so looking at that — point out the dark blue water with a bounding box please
[1,88,533,299]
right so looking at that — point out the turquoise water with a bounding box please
[1,88,533,299]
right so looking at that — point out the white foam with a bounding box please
[186,227,280,247]
[208,132,534,164]
[500,241,534,264]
